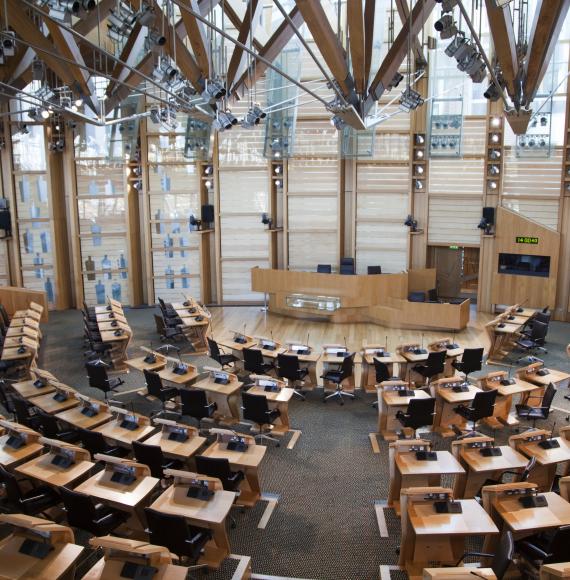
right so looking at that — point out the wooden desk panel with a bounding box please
[94,421,157,447]
[0,436,43,469]
[16,454,94,488]
[143,431,206,463]
[55,406,114,430]
[81,558,188,580]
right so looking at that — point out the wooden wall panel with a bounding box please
[429,158,485,195]
[288,159,338,192]
[501,198,560,230]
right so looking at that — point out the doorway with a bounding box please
[428,246,479,302]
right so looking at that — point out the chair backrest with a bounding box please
[471,389,497,420]
[78,428,108,455]
[12,396,33,425]
[534,311,551,325]
[546,525,570,563]
[60,487,97,528]
[426,350,446,374]
[243,348,265,373]
[242,392,271,425]
[0,464,22,502]
[427,288,438,302]
[194,455,233,489]
[132,441,165,478]
[36,409,60,438]
[340,354,355,381]
[373,358,390,383]
[461,348,484,374]
[317,264,332,274]
[520,456,537,482]
[85,361,109,389]
[540,383,557,415]
[180,388,211,420]
[405,397,436,430]
[158,297,167,311]
[0,382,15,414]
[144,369,163,398]
[530,320,548,342]
[367,266,382,275]
[339,258,355,275]
[0,304,10,327]
[408,291,426,302]
[492,530,514,579]
[276,353,300,381]
[144,508,196,559]
[154,314,166,334]
[207,337,221,363]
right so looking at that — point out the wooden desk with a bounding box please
[390,451,464,514]
[517,362,570,393]
[218,334,257,369]
[82,558,188,580]
[30,391,79,415]
[453,442,528,498]
[423,568,497,579]
[16,450,94,488]
[517,437,570,491]
[321,346,356,391]
[11,379,54,399]
[433,379,482,437]
[149,472,235,569]
[157,362,198,387]
[192,372,242,423]
[0,434,43,470]
[399,488,498,578]
[94,415,156,448]
[360,345,406,392]
[427,337,465,377]
[377,383,431,440]
[283,342,321,388]
[200,438,266,507]
[485,316,524,364]
[246,384,294,434]
[175,312,210,353]
[397,344,429,380]
[143,422,205,464]
[55,401,114,430]
[75,460,159,530]
[125,353,167,373]
[541,563,570,579]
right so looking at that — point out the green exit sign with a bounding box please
[516,236,539,244]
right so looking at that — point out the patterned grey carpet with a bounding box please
[4,307,570,579]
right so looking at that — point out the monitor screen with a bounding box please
[498,253,550,278]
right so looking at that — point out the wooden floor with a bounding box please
[208,304,495,355]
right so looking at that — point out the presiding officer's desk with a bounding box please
[360,344,406,392]
[0,514,83,580]
[200,429,266,507]
[399,486,498,579]
[143,418,206,464]
[478,370,540,428]
[192,367,242,424]
[451,435,528,498]
[0,420,43,470]
[251,267,470,331]
[83,535,189,580]
[377,380,431,440]
[388,439,464,514]
[149,469,235,569]
[432,377,482,437]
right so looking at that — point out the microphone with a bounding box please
[243,323,246,338]
[306,332,310,347]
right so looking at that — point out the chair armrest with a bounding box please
[518,541,552,561]
[454,551,495,566]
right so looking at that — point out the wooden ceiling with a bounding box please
[0,0,568,130]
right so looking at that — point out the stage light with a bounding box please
[387,72,404,91]
[484,83,500,101]
[202,79,226,101]
[434,15,457,40]
[436,0,459,12]
[148,29,166,47]
[40,109,50,120]
[491,134,500,143]
[330,115,346,130]
[491,117,501,127]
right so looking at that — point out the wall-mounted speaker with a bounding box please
[201,204,214,224]
[482,206,495,225]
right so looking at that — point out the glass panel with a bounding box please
[11,125,46,171]
[15,174,50,219]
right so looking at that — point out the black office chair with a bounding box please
[207,337,238,369]
[35,409,80,444]
[179,388,217,429]
[77,427,129,458]
[395,397,436,438]
[276,353,308,401]
[195,456,244,493]
[60,486,129,536]
[454,530,514,580]
[517,525,570,570]
[321,353,356,405]
[412,351,446,386]
[427,288,439,303]
[317,264,332,274]
[132,441,180,479]
[154,314,186,343]
[516,320,548,360]
[0,464,60,516]
[85,360,124,401]
[373,359,392,384]
[243,348,274,376]
[241,392,280,446]
[0,304,10,327]
[481,456,537,492]
[144,508,212,564]
[339,257,355,275]
[143,369,179,420]
[515,382,556,430]
[367,265,382,275]
[452,347,484,381]
[11,396,42,430]
[453,389,497,438]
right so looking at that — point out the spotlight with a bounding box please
[274,166,282,174]
[416,134,425,145]
[415,166,424,175]
[275,179,282,188]
[202,79,226,101]
[454,40,476,63]
[416,149,424,159]
[74,98,83,107]
[484,83,501,101]
[491,134,500,143]
[490,149,501,159]
[217,112,233,130]
[528,138,536,147]
[224,110,238,126]
[434,15,457,39]
[1,31,15,56]
[489,165,500,175]
[445,35,468,58]
[387,72,404,91]
[19,124,29,135]
[28,108,39,120]
[540,116,548,127]
[204,165,213,175]
[252,104,266,120]
[488,181,498,189]
[148,29,166,47]
[204,180,212,188]
[330,115,346,130]
[436,0,459,12]
[81,0,96,9]
[415,180,423,189]
[399,87,424,112]
[469,62,487,83]
[40,109,50,120]
[491,117,501,127]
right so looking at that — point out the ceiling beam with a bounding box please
[484,0,518,101]
[180,0,211,77]
[73,0,117,37]
[222,0,263,52]
[363,0,375,86]
[347,0,365,94]
[395,0,426,68]
[522,0,570,107]
[226,0,263,90]
[295,0,357,105]
[104,53,155,113]
[105,23,143,99]
[231,6,303,99]
[365,0,436,113]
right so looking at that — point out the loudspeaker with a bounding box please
[201,204,214,224]
[0,208,11,237]
[482,206,495,225]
